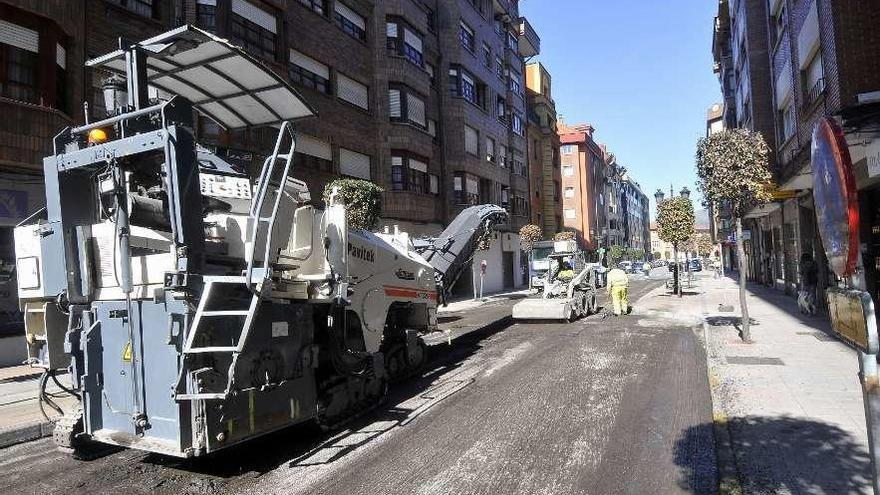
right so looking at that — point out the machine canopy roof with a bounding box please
[86,25,316,130]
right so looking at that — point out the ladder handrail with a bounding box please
[245,122,296,292]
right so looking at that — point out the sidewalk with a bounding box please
[425,289,527,346]
[644,274,872,494]
[0,365,78,449]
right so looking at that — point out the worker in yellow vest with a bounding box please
[606,266,629,316]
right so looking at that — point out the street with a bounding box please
[0,278,716,495]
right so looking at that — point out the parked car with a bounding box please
[689,259,703,272]
[619,261,632,273]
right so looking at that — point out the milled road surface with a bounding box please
[0,279,716,495]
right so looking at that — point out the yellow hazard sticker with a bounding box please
[122,341,132,362]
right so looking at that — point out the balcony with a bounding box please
[517,17,540,58]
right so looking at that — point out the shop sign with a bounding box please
[867,138,880,178]
[812,117,859,278]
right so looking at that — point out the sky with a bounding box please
[521,0,721,214]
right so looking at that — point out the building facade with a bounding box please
[558,122,605,250]
[525,60,561,236]
[620,175,650,254]
[0,0,542,307]
[711,0,880,309]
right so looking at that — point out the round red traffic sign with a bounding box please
[812,116,859,278]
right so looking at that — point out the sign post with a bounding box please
[813,116,880,495]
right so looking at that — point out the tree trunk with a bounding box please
[673,242,681,297]
[736,216,751,342]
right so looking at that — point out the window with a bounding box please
[0,21,39,104]
[494,19,505,38]
[231,0,278,60]
[496,96,507,123]
[449,66,479,106]
[499,144,508,167]
[482,42,491,67]
[803,52,824,105]
[454,172,480,205]
[561,144,574,155]
[196,0,217,31]
[425,7,436,33]
[335,2,367,41]
[495,55,504,79]
[779,100,794,141]
[337,73,369,110]
[507,66,522,95]
[511,112,525,136]
[459,21,475,52]
[563,165,574,177]
[339,148,371,179]
[564,209,576,219]
[289,49,331,94]
[771,3,787,46]
[294,133,333,173]
[486,136,496,162]
[500,186,510,209]
[512,152,526,176]
[464,125,479,156]
[427,119,437,137]
[388,85,426,128]
[426,62,436,85]
[391,152,435,194]
[387,19,424,67]
[107,0,153,17]
[564,187,575,198]
[298,0,327,16]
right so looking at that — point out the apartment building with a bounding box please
[711,0,880,305]
[525,60,561,236]
[558,122,606,250]
[620,175,650,254]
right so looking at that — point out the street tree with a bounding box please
[519,224,543,253]
[323,178,384,230]
[608,245,625,266]
[656,196,695,297]
[695,128,772,342]
[688,232,714,259]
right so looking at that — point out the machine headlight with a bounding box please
[17,257,40,289]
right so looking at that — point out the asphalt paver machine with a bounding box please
[14,26,507,457]
[512,240,598,321]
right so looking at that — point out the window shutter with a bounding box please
[485,137,494,155]
[289,49,329,79]
[404,28,422,53]
[334,2,366,30]
[466,177,479,194]
[464,126,478,155]
[0,20,38,52]
[56,43,66,69]
[197,0,217,4]
[389,89,402,118]
[406,93,426,126]
[386,22,398,38]
[427,119,437,137]
[339,148,371,179]
[409,159,428,173]
[232,0,277,34]
[337,74,369,109]
[295,134,332,160]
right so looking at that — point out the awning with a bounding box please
[86,25,316,130]
[744,202,780,219]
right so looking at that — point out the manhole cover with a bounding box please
[726,356,785,366]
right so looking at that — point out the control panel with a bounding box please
[200,174,252,200]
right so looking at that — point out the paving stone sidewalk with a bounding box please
[644,273,873,494]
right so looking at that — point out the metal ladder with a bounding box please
[176,123,296,401]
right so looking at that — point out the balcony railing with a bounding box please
[803,78,826,109]
[517,17,540,58]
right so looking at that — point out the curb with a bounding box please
[703,316,744,495]
[0,420,53,449]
